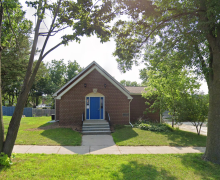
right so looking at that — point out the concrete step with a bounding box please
[82,131,111,135]
[82,120,111,135]
[83,120,109,125]
[82,125,109,129]
[83,123,109,126]
[83,127,110,130]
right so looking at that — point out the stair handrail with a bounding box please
[82,112,85,122]
[108,112,110,122]
[105,111,111,127]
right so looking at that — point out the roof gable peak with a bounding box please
[53,61,132,100]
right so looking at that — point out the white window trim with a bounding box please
[85,95,105,120]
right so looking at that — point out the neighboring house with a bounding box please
[53,61,159,129]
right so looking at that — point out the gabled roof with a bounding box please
[124,86,147,95]
[53,61,133,99]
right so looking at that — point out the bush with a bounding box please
[0,152,15,166]
[135,122,173,132]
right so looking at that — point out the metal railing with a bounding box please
[82,112,85,127]
[105,111,111,127]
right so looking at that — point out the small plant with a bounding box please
[0,152,15,166]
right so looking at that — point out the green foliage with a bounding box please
[112,0,217,81]
[134,121,173,132]
[46,59,83,94]
[142,55,200,126]
[0,152,15,166]
[66,60,83,82]
[139,68,148,84]
[177,94,209,135]
[25,60,83,107]
[120,80,140,86]
[178,94,209,122]
[1,3,32,106]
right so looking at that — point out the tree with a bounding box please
[47,59,67,92]
[0,0,113,157]
[0,0,31,155]
[112,0,220,164]
[142,54,200,127]
[47,59,83,94]
[66,60,83,82]
[29,62,50,107]
[1,5,32,106]
[177,94,209,135]
[120,79,140,86]
[139,68,148,84]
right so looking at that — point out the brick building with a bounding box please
[53,61,160,128]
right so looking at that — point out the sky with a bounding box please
[20,0,208,94]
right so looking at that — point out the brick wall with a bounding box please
[130,95,160,123]
[56,69,130,127]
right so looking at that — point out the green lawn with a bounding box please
[112,126,207,146]
[3,116,81,146]
[0,153,219,179]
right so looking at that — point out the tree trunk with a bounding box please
[2,0,62,156]
[2,15,43,156]
[203,50,220,164]
[3,79,34,156]
[0,1,4,152]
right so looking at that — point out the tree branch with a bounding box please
[194,42,209,83]
[137,11,199,48]
[38,0,62,59]
[39,26,68,36]
[41,42,62,60]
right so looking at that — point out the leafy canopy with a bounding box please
[112,0,220,84]
[142,53,200,120]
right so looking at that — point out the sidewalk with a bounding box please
[12,135,205,154]
[12,145,206,154]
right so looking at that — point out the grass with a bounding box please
[112,126,207,146]
[0,153,220,179]
[3,116,81,146]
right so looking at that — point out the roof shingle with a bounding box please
[124,86,147,94]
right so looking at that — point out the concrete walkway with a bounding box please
[12,135,206,155]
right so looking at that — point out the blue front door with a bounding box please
[90,97,100,119]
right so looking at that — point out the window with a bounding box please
[86,97,89,109]
[100,97,103,109]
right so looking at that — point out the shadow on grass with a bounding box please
[180,153,220,179]
[112,160,177,180]
[113,125,206,146]
[40,128,82,146]
[164,130,207,147]
[112,126,138,144]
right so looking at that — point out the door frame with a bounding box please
[85,92,105,120]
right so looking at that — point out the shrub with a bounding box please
[135,122,173,132]
[0,152,15,166]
